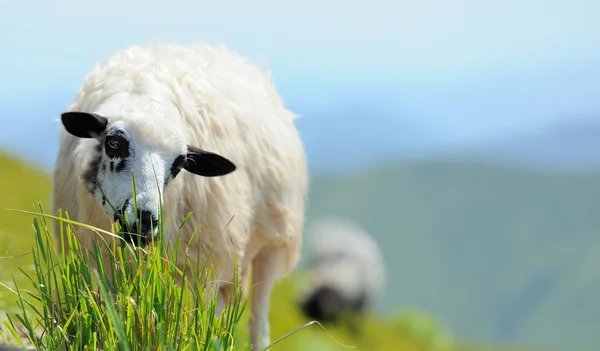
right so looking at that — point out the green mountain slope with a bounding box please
[303,159,600,351]
[0,151,52,312]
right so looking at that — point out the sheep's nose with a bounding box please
[115,206,158,246]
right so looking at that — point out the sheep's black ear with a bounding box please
[61,112,108,138]
[184,145,236,177]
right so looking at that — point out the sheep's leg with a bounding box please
[249,247,281,351]
[215,284,233,316]
[215,296,226,316]
[201,278,225,317]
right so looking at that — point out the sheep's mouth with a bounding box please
[113,206,159,248]
[118,231,154,247]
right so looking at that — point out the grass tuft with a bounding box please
[0,201,252,350]
[0,167,350,351]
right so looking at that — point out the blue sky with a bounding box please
[1,0,600,171]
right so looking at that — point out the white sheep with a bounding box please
[299,216,386,327]
[51,42,308,350]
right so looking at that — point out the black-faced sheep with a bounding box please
[299,216,386,328]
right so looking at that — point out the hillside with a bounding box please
[0,151,555,351]
[303,159,600,351]
[0,151,52,312]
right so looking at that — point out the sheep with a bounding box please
[299,216,386,330]
[51,42,308,351]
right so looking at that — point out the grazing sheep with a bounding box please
[51,43,308,350]
[299,216,386,328]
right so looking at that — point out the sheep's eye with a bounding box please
[105,133,130,159]
[107,139,120,150]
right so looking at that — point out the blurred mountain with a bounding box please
[303,159,600,351]
[293,95,449,173]
[446,116,600,173]
[4,93,600,176]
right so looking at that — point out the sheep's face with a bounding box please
[60,111,236,246]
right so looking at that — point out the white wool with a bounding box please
[305,216,386,305]
[51,42,308,351]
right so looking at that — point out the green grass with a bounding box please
[0,151,541,351]
[0,202,249,350]
[0,186,416,351]
[0,151,52,314]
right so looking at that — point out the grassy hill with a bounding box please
[0,151,551,351]
[0,151,52,313]
[303,159,600,351]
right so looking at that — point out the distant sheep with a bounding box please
[299,216,386,326]
[51,43,308,350]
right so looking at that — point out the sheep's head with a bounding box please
[60,111,236,246]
